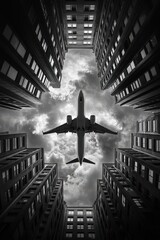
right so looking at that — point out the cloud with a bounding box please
[0,49,150,206]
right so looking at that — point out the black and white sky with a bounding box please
[0,49,149,206]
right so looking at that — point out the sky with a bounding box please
[0,49,149,206]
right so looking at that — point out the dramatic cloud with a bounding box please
[0,49,149,206]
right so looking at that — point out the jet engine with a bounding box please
[90,115,95,124]
[67,115,72,125]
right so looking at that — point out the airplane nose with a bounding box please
[79,90,84,97]
[79,90,84,101]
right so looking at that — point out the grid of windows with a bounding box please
[3,25,26,58]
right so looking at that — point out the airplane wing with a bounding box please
[43,118,77,135]
[85,118,117,135]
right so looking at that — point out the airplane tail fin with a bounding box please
[66,158,79,164]
[83,158,95,164]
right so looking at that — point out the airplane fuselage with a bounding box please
[43,89,118,165]
[77,91,85,165]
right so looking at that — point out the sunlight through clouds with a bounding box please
[31,114,49,135]
[49,50,93,101]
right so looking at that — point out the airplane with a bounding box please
[43,90,118,165]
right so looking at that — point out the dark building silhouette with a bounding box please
[63,206,97,239]
[94,113,160,240]
[63,0,97,49]
[93,0,160,112]
[0,0,67,110]
[0,133,65,240]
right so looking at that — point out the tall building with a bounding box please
[63,206,97,239]
[0,133,65,240]
[94,113,160,240]
[63,0,97,49]
[0,0,67,110]
[0,132,44,214]
[93,0,160,112]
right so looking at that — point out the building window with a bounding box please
[67,15,72,20]
[3,24,12,40]
[129,32,134,42]
[89,15,94,20]
[77,218,83,222]
[3,25,26,58]
[67,23,77,28]
[66,5,76,11]
[117,187,119,197]
[122,194,125,207]
[67,225,73,229]
[147,139,152,149]
[140,49,146,59]
[66,233,72,238]
[88,224,94,229]
[84,23,93,28]
[68,210,74,215]
[144,71,151,81]
[67,217,73,222]
[150,66,157,77]
[137,137,141,147]
[68,41,77,45]
[156,175,160,190]
[84,30,92,34]
[77,225,84,229]
[86,211,92,216]
[1,61,18,81]
[68,36,77,39]
[133,21,140,35]
[77,233,84,238]
[5,138,11,151]
[140,165,145,178]
[2,170,10,182]
[88,233,95,239]
[90,5,95,11]
[83,41,91,45]
[147,121,151,131]
[77,210,83,216]
[36,90,41,99]
[68,30,77,34]
[155,140,160,152]
[87,218,93,222]
[19,76,28,89]
[152,120,156,132]
[142,138,145,148]
[148,169,153,183]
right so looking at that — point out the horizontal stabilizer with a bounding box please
[83,158,95,164]
[66,158,79,164]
